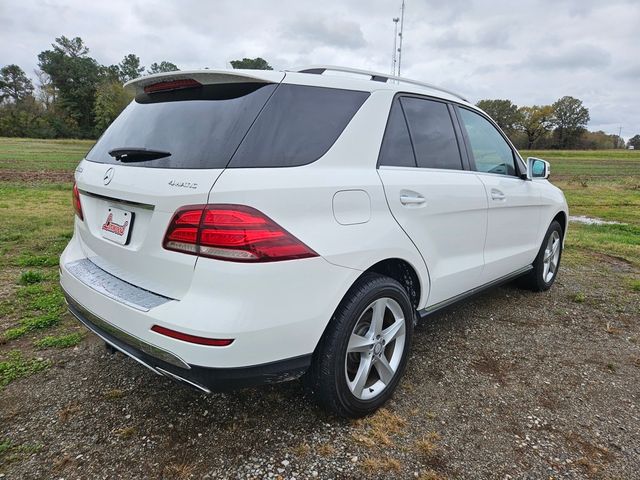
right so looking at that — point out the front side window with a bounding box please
[458,108,517,176]
[400,97,463,170]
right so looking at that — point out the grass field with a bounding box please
[0,138,638,389]
[520,149,640,267]
[0,137,93,172]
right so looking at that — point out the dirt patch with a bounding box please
[1,255,639,479]
[0,169,73,183]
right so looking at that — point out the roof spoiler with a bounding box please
[124,69,285,96]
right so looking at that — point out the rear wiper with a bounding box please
[108,147,171,162]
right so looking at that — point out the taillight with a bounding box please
[151,325,233,346]
[163,204,317,262]
[144,79,201,94]
[72,182,83,221]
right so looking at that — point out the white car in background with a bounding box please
[60,66,568,417]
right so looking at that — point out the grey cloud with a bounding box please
[430,27,511,50]
[525,44,612,71]
[281,15,367,50]
[618,63,640,80]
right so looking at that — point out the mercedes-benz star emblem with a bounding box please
[103,167,115,185]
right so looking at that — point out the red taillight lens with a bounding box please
[163,205,317,262]
[144,79,202,94]
[72,182,83,221]
[151,325,233,346]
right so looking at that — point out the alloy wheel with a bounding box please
[344,297,406,400]
[543,230,561,283]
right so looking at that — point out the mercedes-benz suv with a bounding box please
[60,66,568,417]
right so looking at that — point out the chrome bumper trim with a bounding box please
[156,368,211,393]
[64,291,190,370]
[65,259,172,312]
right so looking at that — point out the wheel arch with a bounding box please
[552,210,567,239]
[362,258,422,310]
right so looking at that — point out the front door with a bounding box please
[456,106,541,283]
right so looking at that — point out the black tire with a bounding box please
[305,273,415,418]
[519,220,563,292]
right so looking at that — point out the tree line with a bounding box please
[476,98,633,150]
[0,35,638,149]
[0,36,179,139]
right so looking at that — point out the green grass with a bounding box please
[0,157,75,384]
[0,351,50,388]
[0,439,43,463]
[565,222,640,266]
[521,149,640,265]
[34,332,83,349]
[18,271,45,286]
[521,149,640,177]
[2,287,65,341]
[3,313,62,341]
[0,137,94,172]
[0,440,12,455]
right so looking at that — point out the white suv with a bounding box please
[61,66,568,417]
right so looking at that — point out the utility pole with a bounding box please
[618,126,623,149]
[391,17,399,75]
[397,0,406,77]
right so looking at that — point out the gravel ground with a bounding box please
[1,253,639,480]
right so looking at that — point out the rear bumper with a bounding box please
[63,290,311,392]
[59,231,359,391]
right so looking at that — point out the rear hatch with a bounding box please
[74,70,284,299]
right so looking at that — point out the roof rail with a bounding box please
[293,65,468,102]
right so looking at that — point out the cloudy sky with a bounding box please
[2,0,639,137]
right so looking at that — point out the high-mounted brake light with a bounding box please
[143,79,202,94]
[163,204,318,262]
[151,325,233,346]
[72,182,83,221]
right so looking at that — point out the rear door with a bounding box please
[74,73,283,299]
[456,106,541,283]
[377,96,488,307]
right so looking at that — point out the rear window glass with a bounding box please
[400,97,463,170]
[86,83,369,170]
[229,84,369,168]
[86,83,277,169]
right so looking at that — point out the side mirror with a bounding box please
[527,157,550,180]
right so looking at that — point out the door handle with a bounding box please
[400,194,426,206]
[491,189,506,201]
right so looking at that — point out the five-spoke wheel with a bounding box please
[306,273,414,418]
[345,297,406,400]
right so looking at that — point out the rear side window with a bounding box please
[86,83,277,169]
[229,85,369,168]
[378,98,416,168]
[400,97,463,170]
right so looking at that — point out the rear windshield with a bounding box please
[86,82,369,169]
[86,83,276,169]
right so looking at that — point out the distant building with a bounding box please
[629,145,636,150]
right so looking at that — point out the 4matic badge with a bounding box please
[168,180,198,189]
